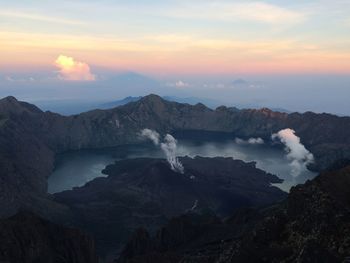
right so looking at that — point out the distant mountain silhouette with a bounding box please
[99,96,142,109]
[99,95,223,110]
[232,78,248,85]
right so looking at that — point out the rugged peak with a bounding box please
[193,102,208,110]
[215,105,240,112]
[0,96,21,109]
[140,94,165,104]
[0,96,42,115]
[243,107,287,119]
[0,96,22,114]
[128,94,169,115]
[260,107,272,112]
[245,107,273,114]
[255,107,275,115]
[1,95,18,103]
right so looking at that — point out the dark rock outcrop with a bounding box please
[117,165,350,263]
[0,211,98,263]
[54,157,286,257]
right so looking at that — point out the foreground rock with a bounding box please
[54,157,286,258]
[0,212,98,263]
[117,164,350,263]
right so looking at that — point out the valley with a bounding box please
[0,94,350,262]
[49,139,316,194]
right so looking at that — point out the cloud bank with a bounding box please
[55,55,95,81]
[141,129,184,173]
[272,128,314,177]
[166,80,191,88]
[235,137,264,145]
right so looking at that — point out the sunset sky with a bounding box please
[0,0,349,114]
[2,0,350,74]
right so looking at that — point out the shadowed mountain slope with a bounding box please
[0,212,97,263]
[54,157,286,257]
[117,164,350,263]
[0,94,350,218]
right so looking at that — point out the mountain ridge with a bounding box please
[0,94,350,218]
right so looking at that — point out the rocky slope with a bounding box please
[54,157,286,258]
[0,212,98,263]
[117,163,350,263]
[1,94,350,261]
[0,96,69,218]
[0,94,350,215]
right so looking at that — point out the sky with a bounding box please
[0,0,349,114]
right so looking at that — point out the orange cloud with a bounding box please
[55,55,95,81]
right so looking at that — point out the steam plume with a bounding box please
[272,128,314,177]
[141,129,184,173]
[161,134,184,173]
[235,137,264,145]
[141,128,160,145]
[191,200,198,211]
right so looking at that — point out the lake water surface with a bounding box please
[48,139,317,194]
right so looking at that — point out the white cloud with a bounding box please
[175,80,190,88]
[4,76,36,82]
[55,55,96,81]
[166,80,191,88]
[235,137,264,145]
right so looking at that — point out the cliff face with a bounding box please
[0,212,98,263]
[41,94,350,170]
[42,95,289,151]
[54,157,286,257]
[0,94,350,217]
[117,164,350,263]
